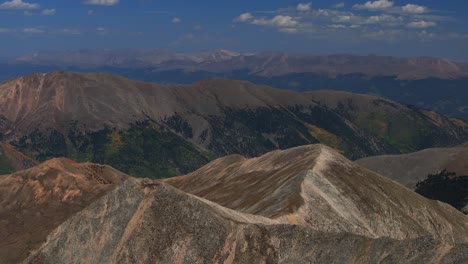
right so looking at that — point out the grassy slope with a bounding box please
[13,121,213,179]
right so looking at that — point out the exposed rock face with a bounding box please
[0,71,466,178]
[0,158,128,263]
[16,145,468,264]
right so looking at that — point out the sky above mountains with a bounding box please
[1,0,467,60]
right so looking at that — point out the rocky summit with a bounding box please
[2,144,467,263]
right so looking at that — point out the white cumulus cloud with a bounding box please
[41,8,56,15]
[365,14,403,26]
[297,3,312,12]
[252,15,298,27]
[234,12,254,22]
[84,0,119,6]
[0,0,39,10]
[332,2,345,8]
[407,20,436,28]
[353,0,394,11]
[402,4,428,14]
[234,12,299,33]
[172,17,181,23]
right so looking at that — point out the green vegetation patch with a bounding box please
[207,106,318,157]
[0,149,14,175]
[13,120,213,179]
[415,170,468,213]
[91,121,213,178]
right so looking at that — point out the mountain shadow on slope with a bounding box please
[415,170,468,214]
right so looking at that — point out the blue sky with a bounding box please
[0,0,467,60]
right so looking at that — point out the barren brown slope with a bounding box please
[356,144,468,188]
[166,144,468,243]
[25,146,468,264]
[0,71,309,133]
[356,144,468,214]
[0,158,128,264]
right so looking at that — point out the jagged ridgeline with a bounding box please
[0,71,467,178]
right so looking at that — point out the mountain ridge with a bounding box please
[166,144,468,242]
[0,71,466,178]
[5,50,468,120]
[0,144,464,263]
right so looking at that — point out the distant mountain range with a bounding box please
[3,49,468,120]
[2,145,468,263]
[0,71,466,178]
[11,49,468,80]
